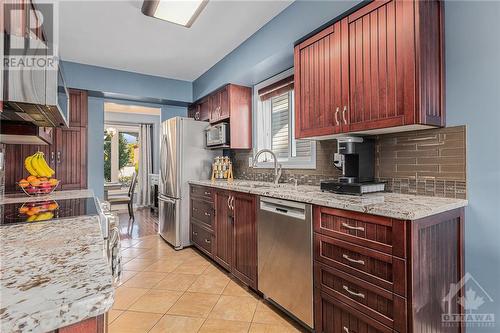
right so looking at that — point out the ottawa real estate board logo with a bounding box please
[442,273,495,328]
[3,1,58,70]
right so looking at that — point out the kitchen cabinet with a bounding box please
[313,206,465,333]
[190,185,215,257]
[294,0,445,139]
[190,186,257,290]
[187,84,252,149]
[3,89,88,193]
[47,314,105,333]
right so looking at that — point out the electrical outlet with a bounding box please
[248,156,253,166]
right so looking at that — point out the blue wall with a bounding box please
[161,105,187,122]
[193,0,361,99]
[63,61,192,103]
[445,1,500,328]
[87,97,105,199]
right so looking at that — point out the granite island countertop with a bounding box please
[0,189,95,204]
[189,180,468,220]
[0,191,114,333]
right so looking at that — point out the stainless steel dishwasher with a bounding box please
[257,196,313,329]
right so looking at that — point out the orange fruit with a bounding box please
[26,175,38,182]
[25,209,37,216]
[19,206,29,214]
[48,178,59,186]
[39,177,48,181]
[18,179,29,188]
[47,203,58,211]
[30,179,41,187]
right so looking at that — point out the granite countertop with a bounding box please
[0,192,114,333]
[0,189,95,204]
[189,180,468,220]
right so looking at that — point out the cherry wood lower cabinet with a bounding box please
[190,185,257,290]
[47,314,105,333]
[314,206,465,333]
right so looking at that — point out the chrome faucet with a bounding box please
[252,149,282,185]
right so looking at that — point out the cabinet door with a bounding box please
[346,0,415,132]
[199,98,211,122]
[188,104,199,120]
[214,190,232,271]
[294,20,346,139]
[209,93,221,123]
[68,89,88,127]
[55,127,87,190]
[231,192,257,289]
[218,87,230,121]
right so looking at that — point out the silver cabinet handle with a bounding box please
[342,105,348,124]
[204,191,210,195]
[343,285,365,299]
[342,254,365,266]
[194,111,200,120]
[192,231,198,236]
[341,223,365,232]
[204,212,211,217]
[343,327,349,333]
[193,207,199,212]
[230,196,235,210]
[227,197,231,209]
[204,239,211,244]
[50,152,55,164]
[335,107,340,125]
[56,151,61,164]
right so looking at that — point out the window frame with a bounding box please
[251,68,316,170]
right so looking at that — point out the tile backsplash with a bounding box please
[230,125,466,199]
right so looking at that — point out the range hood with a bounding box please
[0,121,53,145]
[2,33,70,128]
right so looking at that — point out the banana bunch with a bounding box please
[25,152,55,178]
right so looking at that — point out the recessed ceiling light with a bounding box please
[142,0,208,28]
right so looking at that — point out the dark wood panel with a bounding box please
[68,89,88,127]
[55,127,87,190]
[213,190,232,271]
[231,192,257,290]
[314,206,406,258]
[315,262,406,332]
[315,289,393,333]
[227,84,252,149]
[314,233,406,296]
[190,185,214,202]
[56,314,104,333]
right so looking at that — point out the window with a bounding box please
[104,125,140,186]
[253,69,316,169]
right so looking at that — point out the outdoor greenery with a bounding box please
[104,131,132,182]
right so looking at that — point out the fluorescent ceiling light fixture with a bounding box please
[142,0,208,27]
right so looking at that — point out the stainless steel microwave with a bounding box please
[206,123,230,148]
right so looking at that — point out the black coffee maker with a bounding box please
[320,137,385,195]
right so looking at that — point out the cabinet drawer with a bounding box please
[191,198,214,230]
[191,223,213,256]
[314,207,406,258]
[314,233,406,297]
[190,185,214,202]
[315,288,394,333]
[315,262,406,332]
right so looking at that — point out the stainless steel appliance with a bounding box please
[159,117,219,249]
[2,32,70,130]
[321,136,384,195]
[257,197,313,329]
[205,122,229,148]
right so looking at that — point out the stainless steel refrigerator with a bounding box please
[158,117,218,249]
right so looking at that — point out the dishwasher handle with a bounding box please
[260,197,307,220]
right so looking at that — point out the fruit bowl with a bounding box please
[18,176,60,196]
[18,200,59,222]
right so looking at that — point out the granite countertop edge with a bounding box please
[188,180,468,220]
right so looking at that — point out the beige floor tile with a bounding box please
[149,315,205,333]
[121,238,142,248]
[117,270,138,286]
[249,322,303,333]
[107,309,124,324]
[188,272,230,294]
[153,272,198,291]
[133,237,168,249]
[128,289,183,314]
[167,292,220,318]
[222,281,254,297]
[120,247,151,258]
[252,301,292,327]
[108,310,162,333]
[173,261,211,274]
[203,264,229,277]
[209,295,258,322]
[112,287,149,310]
[123,258,158,271]
[198,318,250,333]
[143,258,185,273]
[122,271,168,289]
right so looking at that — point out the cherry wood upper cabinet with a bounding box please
[188,84,252,149]
[294,0,445,138]
[68,89,88,127]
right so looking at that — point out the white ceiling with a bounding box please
[58,0,293,81]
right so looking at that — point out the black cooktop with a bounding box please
[0,197,98,225]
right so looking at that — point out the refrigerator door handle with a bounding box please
[159,195,177,204]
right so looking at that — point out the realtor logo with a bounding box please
[442,273,495,328]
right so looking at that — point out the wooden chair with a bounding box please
[108,172,138,221]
